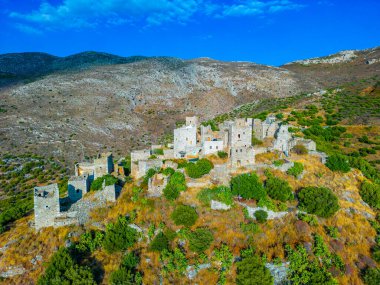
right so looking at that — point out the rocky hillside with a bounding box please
[0,47,379,166]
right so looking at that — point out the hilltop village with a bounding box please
[34,115,324,230]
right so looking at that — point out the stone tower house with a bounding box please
[34,184,60,230]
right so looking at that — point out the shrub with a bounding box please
[217,151,228,159]
[326,154,350,173]
[163,184,180,201]
[75,230,104,253]
[186,159,214,178]
[90,174,118,191]
[171,205,198,227]
[162,167,175,176]
[360,181,380,209]
[254,210,268,223]
[230,172,266,200]
[110,269,138,285]
[197,186,234,206]
[150,232,169,252]
[287,162,304,177]
[362,267,380,285]
[152,148,164,155]
[265,176,293,202]
[163,171,187,201]
[110,252,142,285]
[188,228,214,253]
[37,248,96,285]
[103,216,138,253]
[236,255,273,285]
[292,144,308,155]
[297,187,339,218]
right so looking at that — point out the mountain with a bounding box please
[0,48,379,166]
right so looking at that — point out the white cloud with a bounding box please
[9,0,305,33]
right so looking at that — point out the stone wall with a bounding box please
[273,124,292,153]
[186,116,199,127]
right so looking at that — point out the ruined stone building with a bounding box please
[68,174,89,202]
[273,124,317,155]
[131,149,151,178]
[34,184,60,230]
[74,152,114,180]
[253,116,279,140]
[220,118,253,148]
[273,124,292,153]
[230,146,255,168]
[148,173,169,197]
[200,125,225,155]
[135,159,163,179]
[186,116,199,127]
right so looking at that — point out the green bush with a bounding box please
[186,159,214,178]
[163,171,187,201]
[254,210,268,223]
[37,248,96,285]
[265,176,293,202]
[326,154,350,173]
[75,230,104,253]
[150,232,169,252]
[162,167,175,176]
[286,244,337,285]
[287,162,304,177]
[163,184,180,201]
[217,151,228,159]
[197,186,234,206]
[188,228,214,253]
[171,205,198,227]
[360,181,380,209]
[152,148,164,155]
[90,174,118,191]
[103,216,138,253]
[297,187,339,218]
[110,252,142,285]
[231,172,266,200]
[362,268,380,285]
[236,255,273,285]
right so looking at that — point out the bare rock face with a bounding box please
[1,47,378,167]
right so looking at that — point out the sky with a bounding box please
[0,0,379,66]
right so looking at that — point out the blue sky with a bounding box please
[0,0,379,65]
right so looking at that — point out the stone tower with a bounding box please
[34,184,60,230]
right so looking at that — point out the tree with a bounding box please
[110,269,136,285]
[326,154,350,173]
[297,187,339,218]
[110,251,142,285]
[171,205,198,227]
[188,228,214,253]
[360,181,380,209]
[38,248,96,285]
[236,256,273,285]
[103,216,138,253]
[230,172,266,200]
[163,171,187,201]
[186,159,214,178]
[362,267,380,285]
[254,210,268,223]
[217,151,228,159]
[265,176,293,202]
[150,232,169,252]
